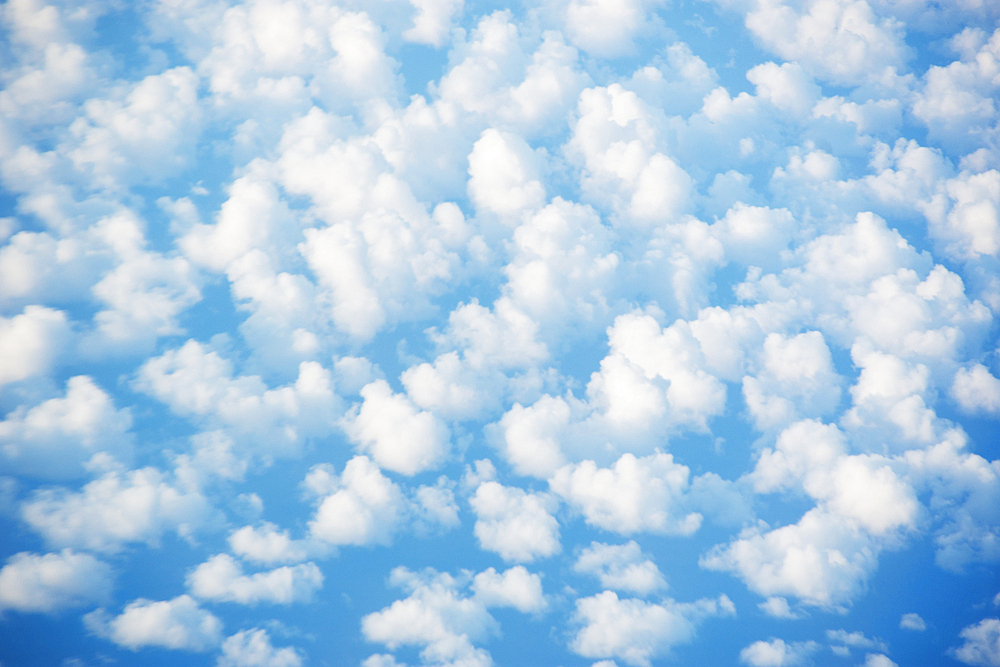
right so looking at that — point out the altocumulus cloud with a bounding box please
[0,0,998,665]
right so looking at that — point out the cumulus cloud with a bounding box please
[573,541,666,596]
[954,618,1000,667]
[551,453,702,536]
[187,554,324,605]
[362,565,545,666]
[739,638,819,666]
[470,481,561,562]
[0,375,133,478]
[342,379,451,475]
[219,628,303,667]
[85,595,223,652]
[307,456,408,547]
[0,549,113,614]
[21,466,216,552]
[900,613,926,631]
[569,590,735,666]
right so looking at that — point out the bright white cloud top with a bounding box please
[0,0,999,666]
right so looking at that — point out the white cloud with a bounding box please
[573,541,666,596]
[187,554,323,605]
[564,0,661,58]
[757,597,799,619]
[954,618,1000,666]
[342,379,451,475]
[85,595,223,652]
[701,508,882,609]
[0,305,70,387]
[826,629,888,654]
[228,522,314,566]
[862,655,898,667]
[403,0,463,48]
[550,453,702,536]
[361,567,499,667]
[135,340,341,461]
[67,66,202,187]
[569,590,735,666]
[952,364,1000,415]
[218,628,302,667]
[467,128,546,222]
[742,0,910,86]
[21,466,216,552]
[470,481,561,562]
[0,375,132,479]
[0,549,112,613]
[471,566,547,613]
[739,638,819,666]
[900,613,926,631]
[308,456,408,547]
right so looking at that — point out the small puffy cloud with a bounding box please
[569,590,735,667]
[739,638,819,666]
[0,549,113,614]
[826,629,888,654]
[701,508,881,609]
[186,554,323,605]
[21,466,216,553]
[0,305,71,387]
[550,453,702,536]
[862,655,898,667]
[900,613,926,631]
[307,456,408,547]
[470,481,561,562]
[361,567,502,667]
[403,0,463,48]
[954,618,1000,667]
[0,376,133,479]
[85,595,223,652]
[467,128,546,222]
[573,541,666,596]
[342,380,451,476]
[228,522,312,566]
[135,341,340,461]
[743,0,910,86]
[952,364,1000,415]
[564,0,659,57]
[218,628,302,667]
[757,597,800,619]
[471,566,547,613]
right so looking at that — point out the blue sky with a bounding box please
[1,1,1000,666]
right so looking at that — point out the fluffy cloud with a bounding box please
[573,541,666,595]
[307,456,408,547]
[954,618,1000,667]
[742,0,910,86]
[21,466,216,552]
[739,638,819,667]
[952,364,1000,415]
[361,566,543,667]
[551,453,702,536]
[219,628,303,667]
[569,590,735,666]
[135,340,340,461]
[85,595,223,652]
[0,375,132,478]
[342,379,451,475]
[0,549,112,613]
[187,554,323,605]
[470,481,561,562]
[900,613,926,631]
[0,305,70,387]
[228,522,314,565]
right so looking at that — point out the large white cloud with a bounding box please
[187,554,323,605]
[469,480,561,562]
[85,595,223,652]
[0,549,113,614]
[569,590,735,666]
[0,375,133,478]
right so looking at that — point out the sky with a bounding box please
[1,0,1000,666]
